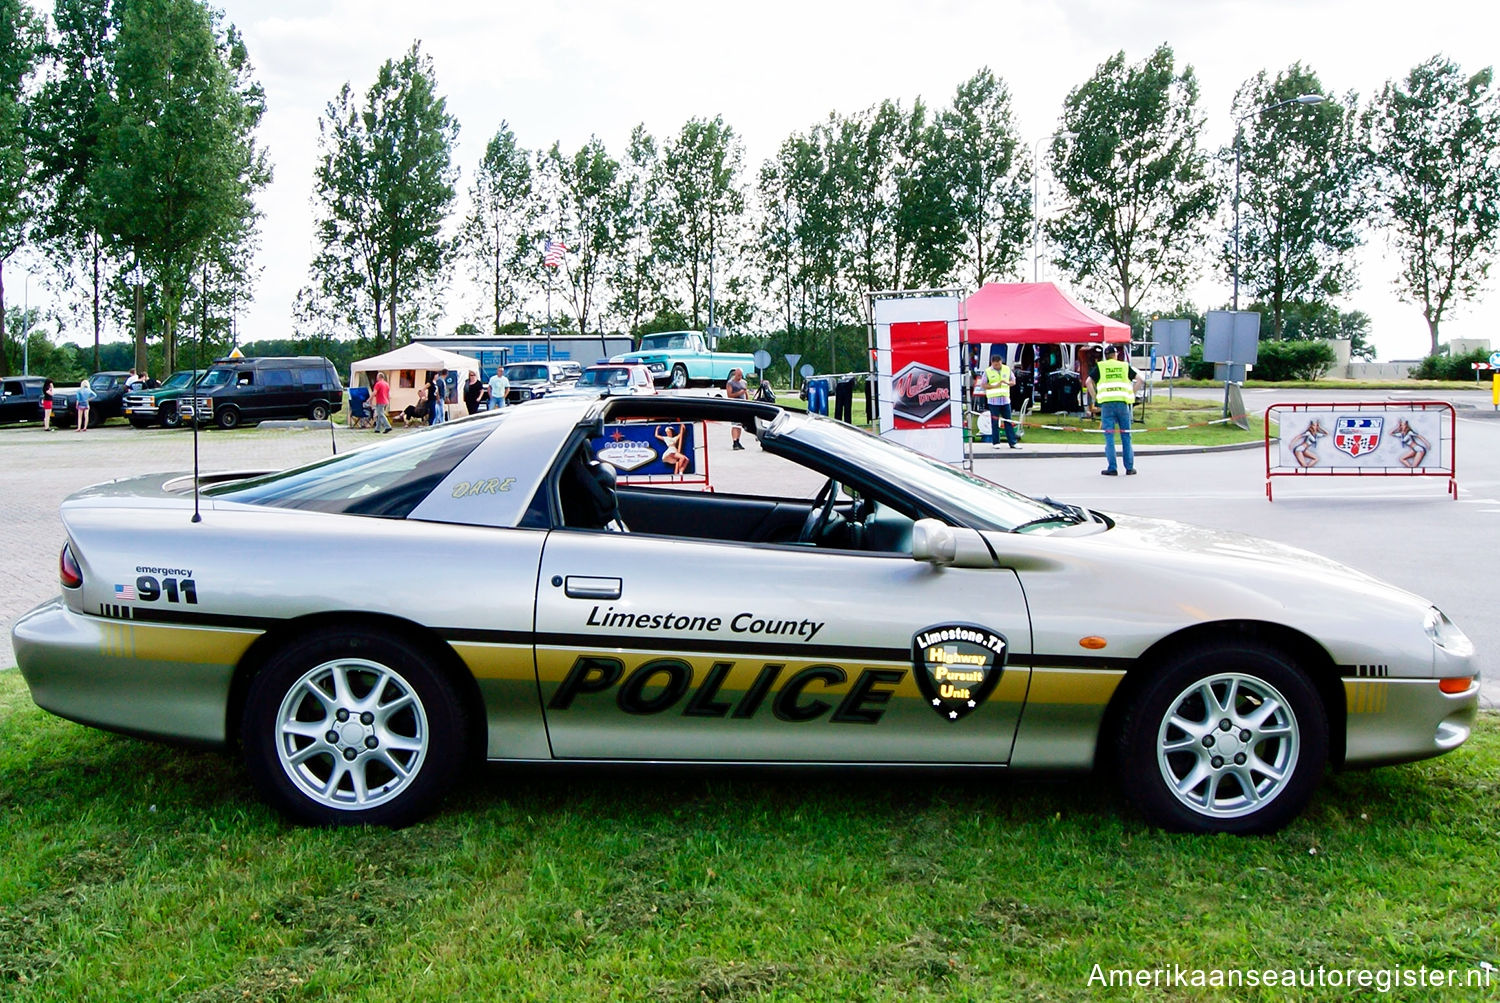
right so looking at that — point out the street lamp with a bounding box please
[1033,131,1077,282]
[1232,94,1325,310]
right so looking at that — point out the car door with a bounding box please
[534,531,1033,763]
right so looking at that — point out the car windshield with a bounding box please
[161,371,196,390]
[205,421,493,518]
[91,374,122,390]
[198,367,234,388]
[506,365,549,382]
[639,334,687,350]
[578,368,629,388]
[769,414,1057,532]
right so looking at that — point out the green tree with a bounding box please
[542,137,624,348]
[1048,45,1216,322]
[1365,56,1500,355]
[0,0,46,377]
[459,122,536,335]
[32,0,117,373]
[1229,65,1367,340]
[940,68,1031,289]
[656,115,745,330]
[608,124,665,336]
[92,0,268,373]
[310,42,458,350]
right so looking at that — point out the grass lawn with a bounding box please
[1,670,1495,1001]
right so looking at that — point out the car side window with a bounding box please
[236,371,254,386]
[263,369,295,387]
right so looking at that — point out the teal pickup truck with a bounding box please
[611,330,757,389]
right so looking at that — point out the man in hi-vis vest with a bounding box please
[1085,345,1142,475]
[982,351,1021,449]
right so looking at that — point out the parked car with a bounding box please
[548,363,658,399]
[611,330,758,388]
[502,361,579,404]
[123,370,201,429]
[52,372,133,427]
[11,396,1479,833]
[0,376,48,424]
[184,356,344,429]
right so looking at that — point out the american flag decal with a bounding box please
[114,583,137,601]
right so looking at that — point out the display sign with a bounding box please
[1151,318,1192,357]
[872,295,963,464]
[591,422,698,477]
[1277,410,1443,469]
[1204,311,1260,364]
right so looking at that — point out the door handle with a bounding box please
[564,576,622,600]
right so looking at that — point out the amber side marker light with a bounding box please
[59,544,83,589]
[1438,677,1474,694]
[1079,636,1107,650]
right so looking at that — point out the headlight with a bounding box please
[1424,607,1474,656]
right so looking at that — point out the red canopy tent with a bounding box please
[963,282,1130,344]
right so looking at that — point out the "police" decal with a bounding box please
[548,656,903,724]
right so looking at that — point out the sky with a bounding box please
[35,0,1500,361]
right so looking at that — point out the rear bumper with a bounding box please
[12,598,262,746]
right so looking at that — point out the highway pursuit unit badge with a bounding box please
[912,624,1008,721]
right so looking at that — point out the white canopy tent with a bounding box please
[349,342,482,417]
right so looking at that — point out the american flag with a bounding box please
[544,238,567,268]
[114,583,137,601]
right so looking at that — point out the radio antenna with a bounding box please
[191,328,202,523]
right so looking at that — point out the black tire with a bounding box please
[310,402,330,422]
[670,365,689,390]
[216,407,241,430]
[241,628,470,827]
[1116,643,1327,835]
[129,418,153,430]
[160,404,182,429]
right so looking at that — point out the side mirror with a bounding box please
[911,518,997,569]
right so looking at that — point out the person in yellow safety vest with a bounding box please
[982,351,1022,449]
[1086,345,1143,476]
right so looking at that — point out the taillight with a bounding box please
[60,544,83,589]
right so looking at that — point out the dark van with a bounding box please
[186,356,344,429]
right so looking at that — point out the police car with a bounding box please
[11,396,1478,833]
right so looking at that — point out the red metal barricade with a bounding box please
[1264,401,1456,501]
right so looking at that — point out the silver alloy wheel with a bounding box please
[273,657,429,811]
[671,365,689,389]
[1155,672,1299,819]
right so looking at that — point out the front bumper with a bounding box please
[1342,676,1480,767]
[12,598,261,746]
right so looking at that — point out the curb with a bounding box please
[968,438,1262,459]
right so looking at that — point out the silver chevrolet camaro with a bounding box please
[11,396,1480,833]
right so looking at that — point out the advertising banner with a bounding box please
[590,422,699,478]
[1276,410,1444,470]
[873,294,962,464]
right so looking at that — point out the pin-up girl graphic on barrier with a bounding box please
[1289,419,1326,468]
[1393,419,1430,468]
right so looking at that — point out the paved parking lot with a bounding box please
[3,402,1495,709]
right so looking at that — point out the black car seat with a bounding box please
[561,448,627,532]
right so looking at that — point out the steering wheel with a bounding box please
[798,478,840,544]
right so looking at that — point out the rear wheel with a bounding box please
[310,402,330,422]
[241,628,469,827]
[216,407,241,430]
[670,365,689,390]
[1117,643,1327,834]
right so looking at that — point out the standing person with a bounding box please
[1086,345,1143,476]
[74,378,96,431]
[372,371,392,434]
[125,368,142,390]
[463,370,484,416]
[487,366,509,411]
[983,351,1021,449]
[41,379,55,431]
[428,369,447,425]
[142,371,159,389]
[725,367,748,450]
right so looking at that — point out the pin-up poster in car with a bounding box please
[591,422,698,477]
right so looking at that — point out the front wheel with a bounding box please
[216,407,241,430]
[1116,644,1327,834]
[130,418,153,430]
[160,404,182,429]
[241,629,470,826]
[670,365,689,390]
